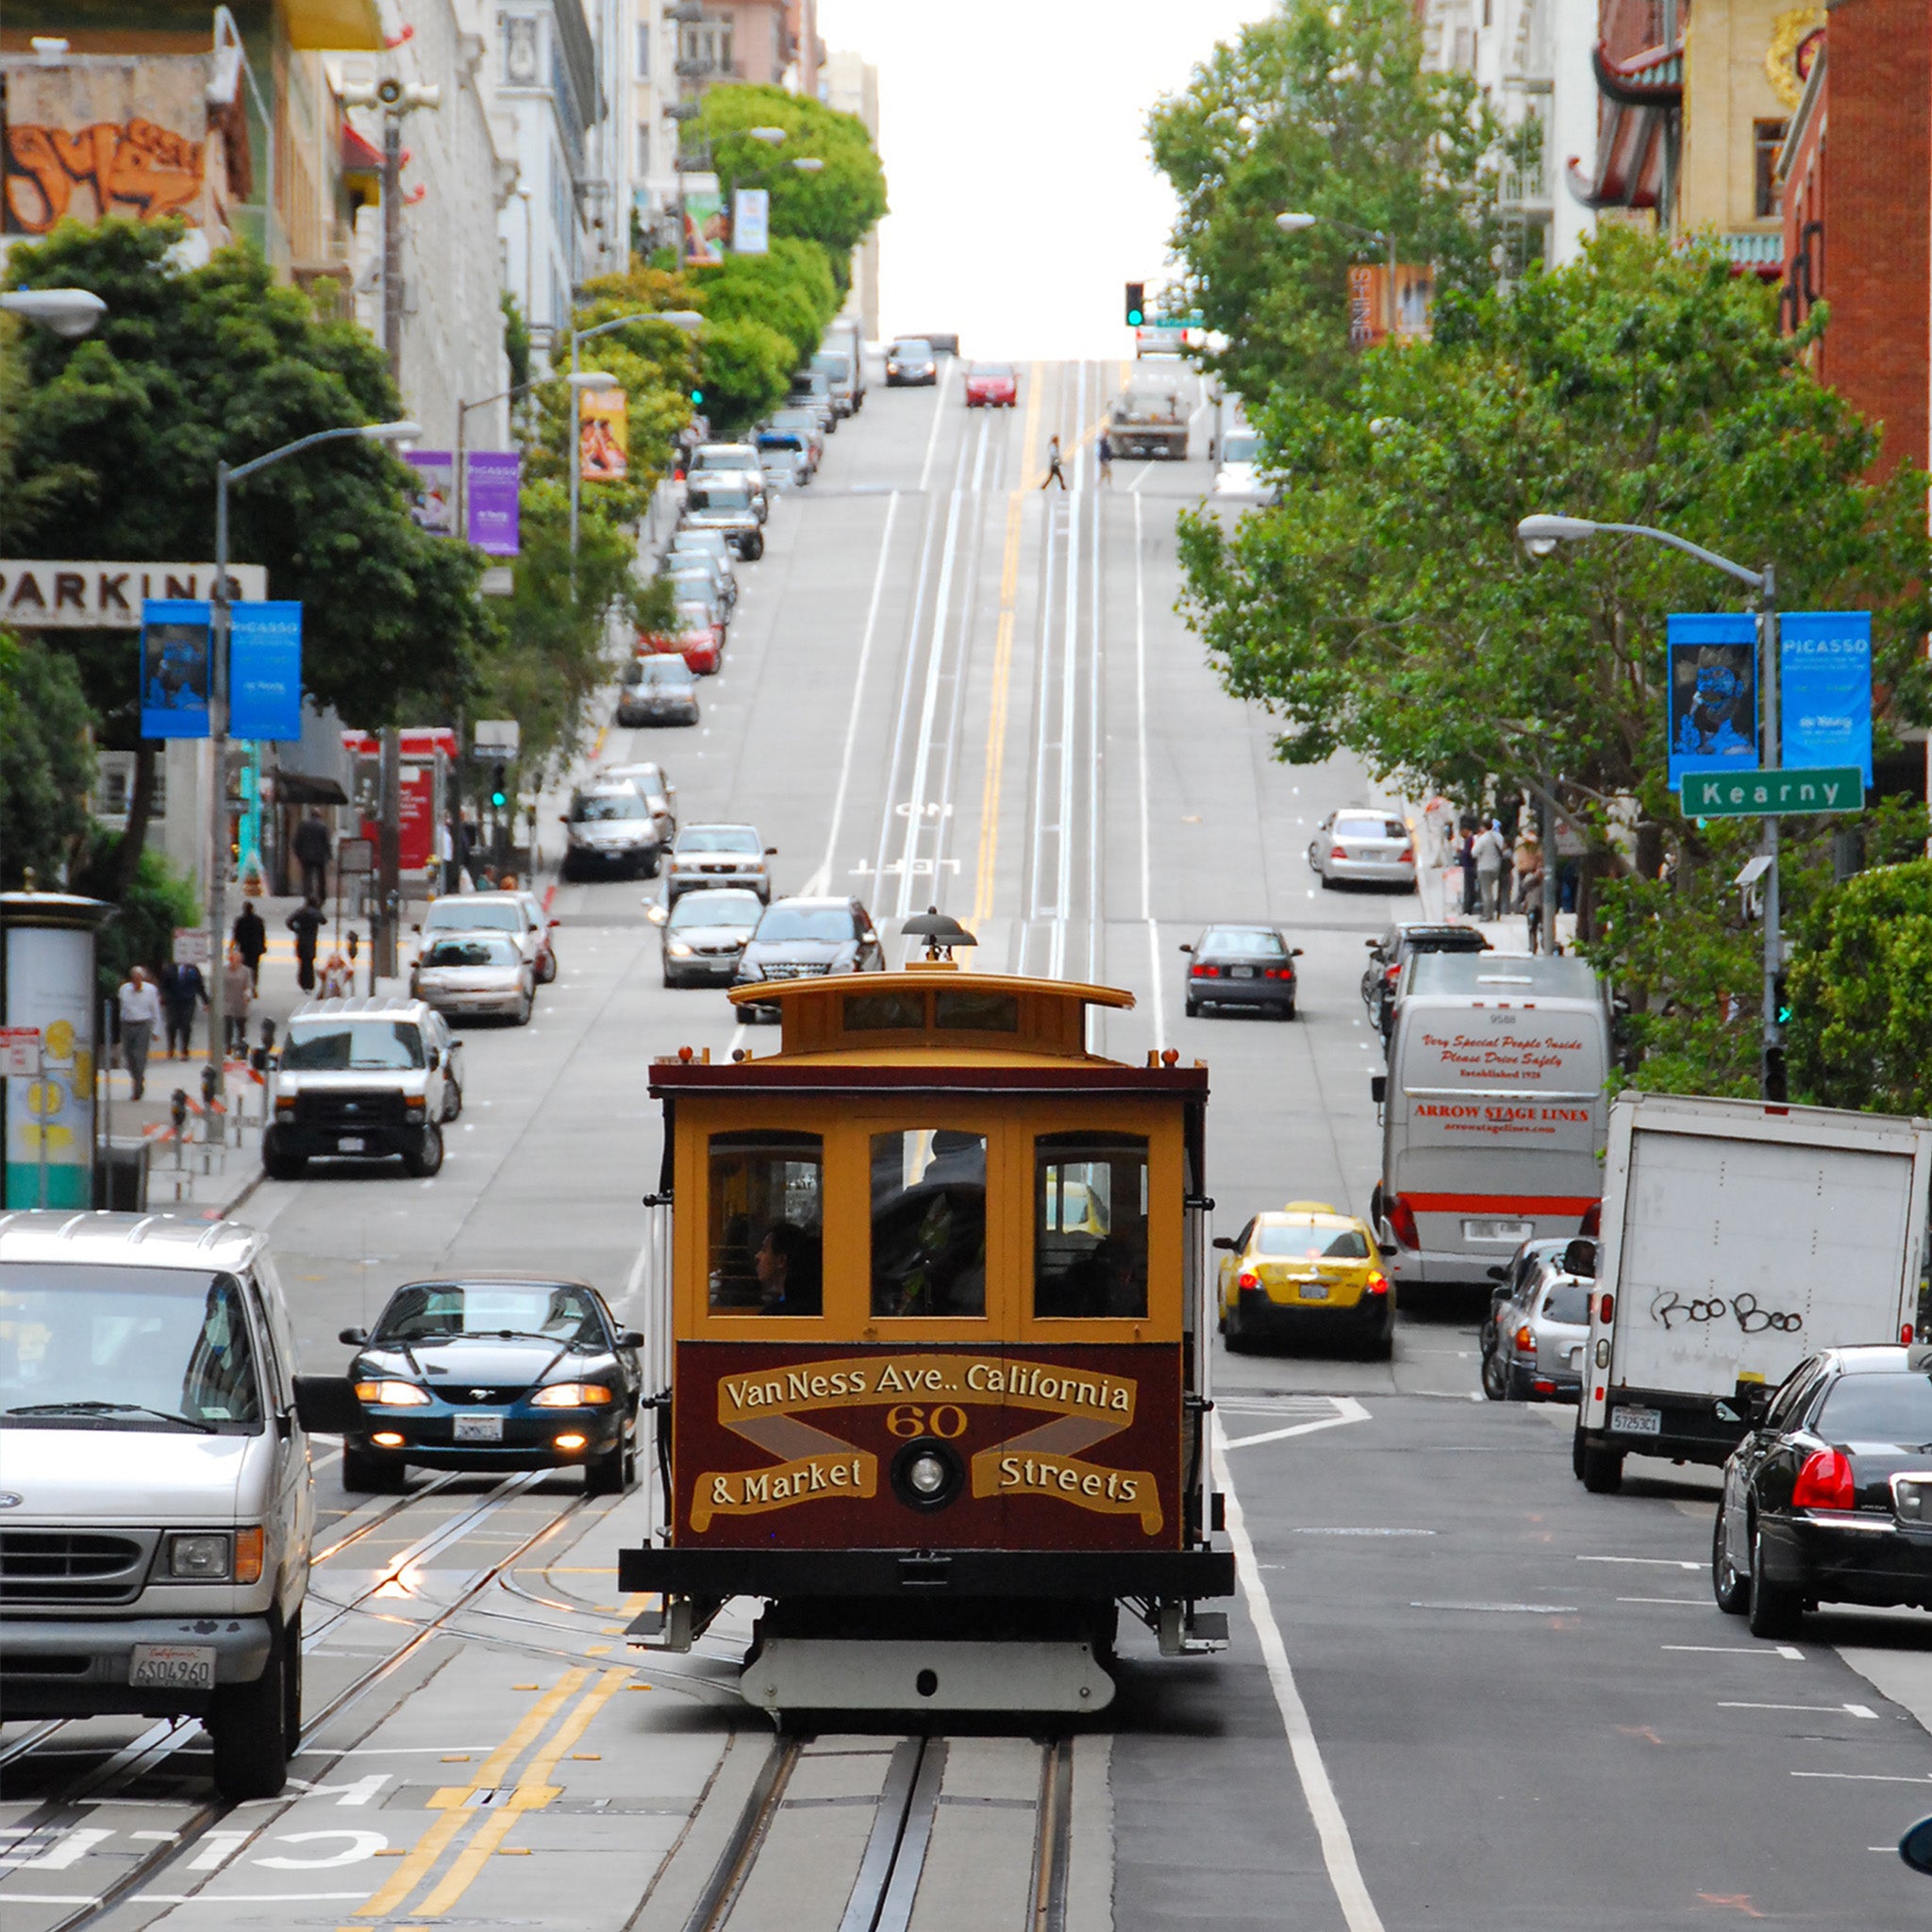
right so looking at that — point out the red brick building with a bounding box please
[1779,0,1931,476]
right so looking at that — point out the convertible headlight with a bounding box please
[356,1379,431,1406]
[530,1382,616,1407]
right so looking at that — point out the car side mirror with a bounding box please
[619,1330,645,1350]
[1563,1237,1599,1279]
[1371,1074,1388,1106]
[410,923,422,934]
[1291,947,1305,958]
[558,813,570,824]
[425,1047,441,1071]
[1900,1816,1932,1875]
[1486,1265,1508,1284]
[338,1326,369,1346]
[1178,942,1194,955]
[765,846,778,856]
[1379,1242,1399,1259]
[549,919,560,929]
[1364,937,1380,950]
[1210,1236,1241,1252]
[293,1374,365,1437]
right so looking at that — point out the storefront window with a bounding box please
[870,1129,987,1317]
[1034,1133,1149,1318]
[708,1131,823,1314]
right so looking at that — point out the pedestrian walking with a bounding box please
[292,810,332,906]
[287,897,325,993]
[157,957,207,1059]
[232,902,267,991]
[1455,825,1478,916]
[1511,826,1540,912]
[116,965,161,1101]
[1040,434,1067,491]
[222,945,253,1055]
[319,949,351,1000]
[1474,819,1509,921]
[1096,431,1114,488]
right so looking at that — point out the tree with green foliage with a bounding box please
[1146,0,1502,406]
[694,316,796,436]
[1788,853,1932,1116]
[690,239,839,369]
[92,836,201,993]
[0,218,490,895]
[0,629,96,890]
[698,84,887,283]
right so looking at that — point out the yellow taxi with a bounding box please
[1215,1201,1393,1357]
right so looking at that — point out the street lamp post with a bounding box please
[1276,210,1400,336]
[1515,513,1785,1099]
[207,420,419,1070]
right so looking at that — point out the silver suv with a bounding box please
[0,1212,312,1798]
[263,996,458,1180]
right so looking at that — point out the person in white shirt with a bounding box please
[116,965,163,1100]
[1473,821,1509,921]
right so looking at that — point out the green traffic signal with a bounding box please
[490,761,508,810]
[691,388,704,405]
[1124,280,1145,328]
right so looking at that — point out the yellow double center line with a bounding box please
[349,1665,630,1923]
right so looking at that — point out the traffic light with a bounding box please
[1124,281,1145,327]
[1774,972,1791,1028]
[490,762,508,810]
[690,387,704,406]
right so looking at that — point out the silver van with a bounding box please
[1372,951,1608,1296]
[0,1212,312,1798]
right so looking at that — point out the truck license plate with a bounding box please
[1609,1407,1662,1438]
[1464,1220,1533,1242]
[130,1644,214,1690]
[337,1136,366,1153]
[454,1413,503,1442]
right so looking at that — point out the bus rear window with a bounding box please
[707,1131,823,1315]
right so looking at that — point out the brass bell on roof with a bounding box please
[901,906,977,962]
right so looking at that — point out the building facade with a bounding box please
[819,45,876,339]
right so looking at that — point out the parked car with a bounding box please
[669,525,741,581]
[1477,1237,1570,1364]
[508,889,558,983]
[787,368,840,429]
[262,995,458,1179]
[415,891,555,979]
[1308,807,1418,889]
[689,442,769,521]
[665,552,734,617]
[1361,921,1491,1037]
[733,895,885,1019]
[561,778,663,880]
[964,362,1018,408]
[1714,1344,1932,1639]
[665,824,775,906]
[0,1212,315,1798]
[681,480,763,560]
[1212,427,1273,499]
[327,1275,643,1494]
[811,347,860,417]
[757,438,813,491]
[1180,924,1304,1019]
[410,931,533,1026]
[602,759,678,841]
[767,408,826,469]
[617,654,701,728]
[1215,1203,1394,1357]
[1481,1248,1591,1401]
[654,884,763,988]
[640,600,723,675]
[885,338,937,387]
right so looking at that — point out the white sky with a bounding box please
[817,0,1277,359]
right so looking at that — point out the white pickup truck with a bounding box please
[1574,1091,1932,1492]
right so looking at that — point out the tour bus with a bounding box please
[1371,951,1610,1297]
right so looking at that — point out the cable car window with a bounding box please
[1035,1133,1150,1319]
[934,991,1019,1032]
[845,991,926,1031]
[708,1131,824,1315]
[870,1130,988,1317]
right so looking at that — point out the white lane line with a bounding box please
[1128,463,1152,493]
[1086,367,1103,994]
[1719,1702,1881,1719]
[806,491,900,897]
[1214,1423,1385,1932]
[1791,1771,1932,1786]
[1577,1556,1702,1570]
[917,360,955,493]
[1132,489,1163,1049]
[1051,469,1080,976]
[1224,1397,1371,1451]
[1618,1597,1709,1607]
[1661,1644,1805,1658]
[895,483,968,915]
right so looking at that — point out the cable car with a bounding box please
[620,919,1233,1713]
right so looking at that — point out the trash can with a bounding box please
[95,1138,152,1212]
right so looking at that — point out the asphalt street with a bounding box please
[6,359,1930,1931]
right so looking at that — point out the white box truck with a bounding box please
[1372,952,1610,1296]
[1574,1091,1932,1492]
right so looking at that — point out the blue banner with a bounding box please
[140,599,212,740]
[229,601,304,742]
[1666,612,1759,791]
[1780,610,1872,783]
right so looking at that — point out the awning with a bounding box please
[1566,39,1682,211]
[272,769,350,807]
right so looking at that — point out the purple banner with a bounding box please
[466,452,521,557]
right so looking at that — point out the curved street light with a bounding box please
[0,288,107,338]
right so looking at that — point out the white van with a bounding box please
[0,1212,313,1797]
[1372,952,1609,1295]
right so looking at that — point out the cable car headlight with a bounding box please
[890,1438,962,1511]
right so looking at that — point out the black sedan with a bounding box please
[329,1276,643,1495]
[1361,922,1490,1037]
[1180,924,1305,1020]
[1714,1344,1932,1639]
[733,896,884,1021]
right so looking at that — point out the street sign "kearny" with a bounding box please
[0,560,268,628]
[1681,767,1865,818]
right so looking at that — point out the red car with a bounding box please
[964,361,1018,408]
[641,601,722,676]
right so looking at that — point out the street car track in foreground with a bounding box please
[1,1468,593,1932]
[685,1732,1074,1932]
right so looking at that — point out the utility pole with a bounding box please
[381,106,404,385]
[1759,564,1785,1102]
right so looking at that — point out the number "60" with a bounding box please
[885,1403,968,1440]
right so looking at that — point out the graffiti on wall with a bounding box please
[3,118,207,233]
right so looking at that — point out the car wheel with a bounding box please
[538,951,558,985]
[641,853,660,879]
[515,993,533,1026]
[1481,1346,1509,1402]
[746,534,764,560]
[1712,1508,1748,1615]
[1747,1522,1804,1638]
[1184,998,1201,1019]
[1318,872,1335,891]
[207,1622,291,1800]
[585,1432,636,1496]
[341,1445,403,1492]
[1580,1440,1624,1494]
[441,1079,462,1124]
[402,1123,444,1178]
[262,1135,305,1183]
[1280,1000,1297,1021]
[1224,1302,1252,1354]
